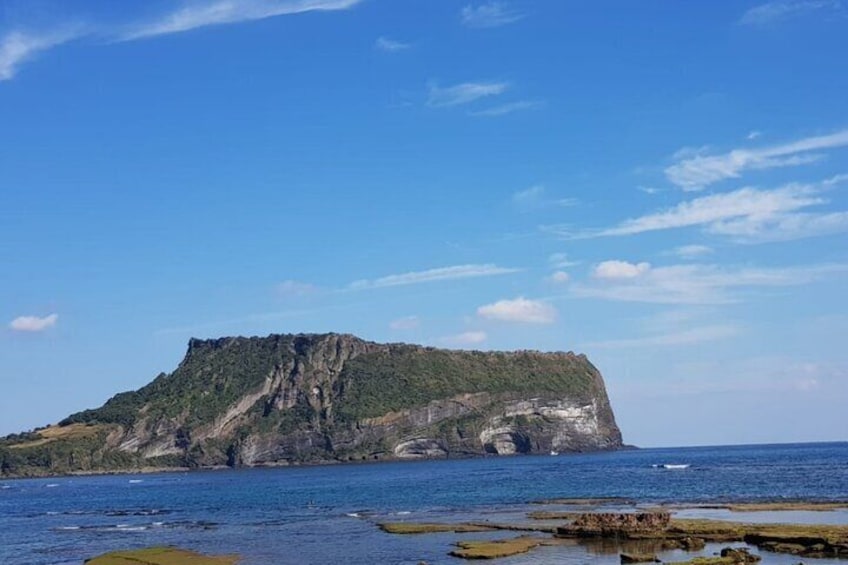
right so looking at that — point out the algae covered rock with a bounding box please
[620,551,659,563]
[85,546,238,564]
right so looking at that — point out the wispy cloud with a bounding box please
[571,176,848,243]
[512,185,577,211]
[638,186,663,195]
[460,2,524,28]
[665,130,848,190]
[513,184,545,206]
[0,28,82,81]
[549,253,580,269]
[477,296,557,324]
[277,279,318,296]
[572,261,848,304]
[389,315,420,330]
[9,313,58,332]
[349,264,520,290]
[469,99,543,117]
[374,36,409,52]
[120,0,363,41]
[439,330,487,346]
[748,130,762,140]
[670,244,714,259]
[582,324,741,349]
[427,81,509,108]
[739,0,843,25]
[1,1,362,81]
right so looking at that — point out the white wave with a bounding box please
[45,483,59,488]
[128,479,144,484]
[662,464,690,469]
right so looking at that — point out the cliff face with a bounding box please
[0,333,623,476]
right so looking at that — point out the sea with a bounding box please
[1,442,847,564]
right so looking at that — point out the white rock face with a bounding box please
[478,426,523,455]
[393,438,448,458]
[479,398,602,454]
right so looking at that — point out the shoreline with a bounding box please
[0,445,629,481]
[80,500,848,563]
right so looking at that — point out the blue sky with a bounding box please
[2,0,847,447]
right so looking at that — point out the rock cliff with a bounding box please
[0,333,623,476]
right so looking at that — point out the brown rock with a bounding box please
[720,547,762,563]
[557,512,671,538]
[620,552,659,563]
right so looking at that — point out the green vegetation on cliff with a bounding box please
[336,346,598,421]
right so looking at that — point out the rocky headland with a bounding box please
[0,333,623,477]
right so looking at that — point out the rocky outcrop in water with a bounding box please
[0,333,623,476]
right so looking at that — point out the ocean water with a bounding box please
[1,442,847,564]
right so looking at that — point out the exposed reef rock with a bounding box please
[1,333,623,476]
[558,512,672,538]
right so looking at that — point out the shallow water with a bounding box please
[1,442,846,564]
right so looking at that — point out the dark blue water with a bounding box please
[1,443,847,564]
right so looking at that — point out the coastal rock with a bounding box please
[0,333,623,476]
[620,552,659,563]
[720,547,762,563]
[557,512,671,538]
[662,537,707,551]
[393,438,448,458]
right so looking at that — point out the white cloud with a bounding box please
[709,210,848,242]
[593,260,651,280]
[9,313,58,332]
[469,100,543,117]
[638,186,662,195]
[1,1,364,81]
[547,271,571,284]
[665,129,848,190]
[460,2,524,28]
[121,0,363,41]
[440,330,488,346]
[739,0,843,25]
[747,130,762,140]
[350,263,519,290]
[671,244,714,259]
[583,324,740,349]
[389,315,420,330]
[581,177,848,243]
[512,185,577,211]
[0,29,81,81]
[477,296,557,324]
[513,184,545,204]
[555,198,579,207]
[512,184,547,211]
[549,253,579,269]
[374,36,409,52]
[277,279,318,296]
[427,81,508,108]
[573,262,848,304]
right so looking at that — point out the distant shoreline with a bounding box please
[4,440,848,482]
